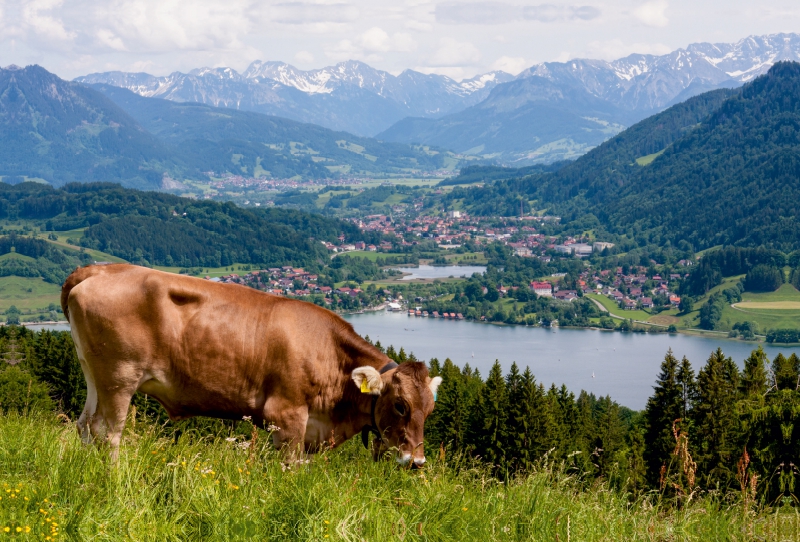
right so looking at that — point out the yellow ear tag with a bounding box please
[360,379,371,394]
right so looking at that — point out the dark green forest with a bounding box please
[0,182,377,268]
[3,326,797,504]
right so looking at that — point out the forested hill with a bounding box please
[0,182,372,268]
[447,62,800,250]
[594,61,800,250]
[0,65,177,189]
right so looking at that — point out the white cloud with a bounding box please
[359,27,416,53]
[435,2,601,25]
[269,2,359,24]
[436,2,519,24]
[405,19,432,31]
[553,51,571,62]
[20,0,75,43]
[427,37,481,67]
[633,1,669,27]
[294,50,315,63]
[325,26,416,60]
[492,55,527,74]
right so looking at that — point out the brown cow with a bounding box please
[61,264,441,465]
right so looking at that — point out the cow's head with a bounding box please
[351,361,442,467]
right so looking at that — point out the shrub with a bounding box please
[766,329,800,344]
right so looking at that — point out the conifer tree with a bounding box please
[677,356,697,421]
[643,349,683,485]
[693,348,740,488]
[468,360,508,469]
[772,353,799,390]
[740,347,768,397]
[760,353,800,499]
[503,362,524,468]
[425,358,472,453]
[626,421,648,496]
[518,369,552,468]
[592,396,625,481]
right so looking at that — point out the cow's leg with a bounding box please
[263,397,309,461]
[91,380,138,461]
[76,358,98,444]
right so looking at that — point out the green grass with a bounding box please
[584,294,655,322]
[740,283,800,303]
[634,149,665,165]
[152,264,262,278]
[0,277,62,314]
[0,412,776,541]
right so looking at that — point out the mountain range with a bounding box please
[76,61,512,137]
[78,33,800,164]
[0,65,454,189]
[381,33,800,164]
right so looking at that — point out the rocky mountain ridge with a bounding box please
[76,61,513,136]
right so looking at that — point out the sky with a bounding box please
[1,0,800,81]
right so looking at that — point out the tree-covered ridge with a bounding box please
[0,182,374,268]
[600,62,800,250]
[537,87,737,203]
[0,234,91,285]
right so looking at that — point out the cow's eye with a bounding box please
[394,402,406,416]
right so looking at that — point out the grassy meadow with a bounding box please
[0,412,789,541]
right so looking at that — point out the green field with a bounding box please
[152,264,262,278]
[680,278,800,332]
[0,412,774,541]
[0,277,62,314]
[725,283,800,330]
[584,293,661,322]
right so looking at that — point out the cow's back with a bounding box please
[63,264,349,421]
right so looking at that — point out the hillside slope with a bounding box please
[0,181,369,268]
[0,65,177,189]
[598,61,800,249]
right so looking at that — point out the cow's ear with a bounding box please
[352,366,384,395]
[429,376,443,400]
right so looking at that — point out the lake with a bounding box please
[344,311,800,409]
[28,313,800,410]
[392,265,486,280]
